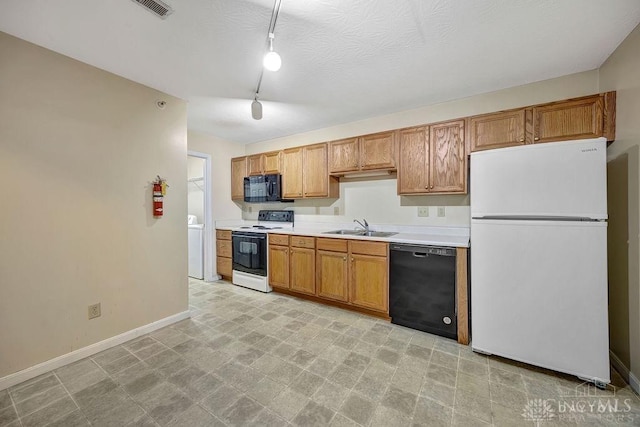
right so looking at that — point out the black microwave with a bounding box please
[244,174,283,203]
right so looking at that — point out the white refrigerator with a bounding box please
[470,137,610,384]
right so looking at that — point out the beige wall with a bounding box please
[0,32,189,377]
[244,70,600,226]
[600,23,640,386]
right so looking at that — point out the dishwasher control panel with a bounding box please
[389,244,455,257]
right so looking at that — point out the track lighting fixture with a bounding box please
[250,0,283,120]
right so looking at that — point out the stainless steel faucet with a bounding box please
[354,219,370,232]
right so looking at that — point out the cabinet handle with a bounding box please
[534,137,540,141]
[519,137,524,142]
[343,257,346,261]
[351,258,354,262]
[430,185,433,189]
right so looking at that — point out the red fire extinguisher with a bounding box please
[153,176,167,217]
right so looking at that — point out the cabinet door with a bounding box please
[360,131,396,170]
[328,138,359,173]
[290,247,315,295]
[303,144,329,197]
[269,245,289,289]
[316,250,349,302]
[350,254,388,312]
[469,109,526,152]
[282,148,303,199]
[231,157,247,200]
[429,120,466,194]
[533,95,604,143]
[263,151,282,174]
[216,256,232,278]
[397,126,429,194]
[247,154,264,176]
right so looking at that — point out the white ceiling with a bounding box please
[2,1,640,144]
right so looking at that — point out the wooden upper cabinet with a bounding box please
[329,131,396,174]
[303,144,328,197]
[469,92,616,152]
[469,109,526,152]
[360,131,396,170]
[533,95,604,144]
[263,151,282,174]
[282,147,303,199]
[247,151,281,175]
[247,154,264,176]
[398,121,466,195]
[430,120,466,193]
[303,143,339,198]
[230,156,247,201]
[398,126,429,194]
[328,138,359,173]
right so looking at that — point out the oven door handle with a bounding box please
[232,231,267,240]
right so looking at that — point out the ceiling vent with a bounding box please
[130,0,173,19]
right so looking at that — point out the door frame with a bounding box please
[187,150,218,281]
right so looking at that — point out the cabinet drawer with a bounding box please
[290,236,315,249]
[216,229,232,240]
[269,234,290,246]
[317,238,348,252]
[217,256,232,277]
[350,240,388,257]
[216,240,232,258]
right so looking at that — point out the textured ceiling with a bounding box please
[1,0,640,144]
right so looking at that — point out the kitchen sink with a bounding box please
[360,231,398,237]
[322,229,398,238]
[323,229,364,235]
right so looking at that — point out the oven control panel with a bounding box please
[258,210,294,223]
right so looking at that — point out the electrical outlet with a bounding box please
[437,206,446,217]
[88,303,101,320]
[333,206,340,215]
[417,207,429,217]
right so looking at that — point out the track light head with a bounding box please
[251,97,263,120]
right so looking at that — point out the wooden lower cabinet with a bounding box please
[316,250,349,302]
[215,229,232,278]
[290,247,316,295]
[350,253,388,312]
[271,236,389,315]
[268,244,289,289]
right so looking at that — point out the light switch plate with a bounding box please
[437,207,446,217]
[417,207,429,217]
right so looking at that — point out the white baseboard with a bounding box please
[0,310,191,391]
[610,350,640,394]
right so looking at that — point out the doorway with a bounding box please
[187,151,215,281]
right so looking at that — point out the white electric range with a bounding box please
[231,210,294,292]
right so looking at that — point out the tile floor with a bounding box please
[1,278,639,426]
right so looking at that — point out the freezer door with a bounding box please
[470,219,609,383]
[470,138,607,219]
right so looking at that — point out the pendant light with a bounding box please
[251,96,263,120]
[263,33,281,71]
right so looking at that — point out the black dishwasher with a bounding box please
[389,244,457,340]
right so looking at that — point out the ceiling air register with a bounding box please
[130,0,173,19]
